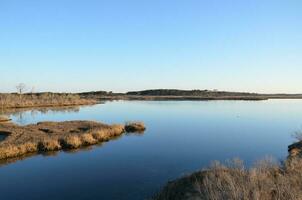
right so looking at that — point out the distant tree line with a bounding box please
[126,89,258,96]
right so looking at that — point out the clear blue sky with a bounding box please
[1,0,301,93]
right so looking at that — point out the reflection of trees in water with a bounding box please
[1,106,81,124]
[15,112,26,124]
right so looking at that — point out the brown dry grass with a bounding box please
[80,133,97,145]
[91,129,107,141]
[0,120,145,160]
[38,138,61,151]
[154,157,302,200]
[0,142,38,160]
[109,124,126,135]
[60,135,82,149]
[0,93,96,109]
[125,121,146,132]
[92,129,110,141]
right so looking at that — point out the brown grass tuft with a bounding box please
[0,142,38,160]
[80,133,97,145]
[125,121,146,133]
[60,135,82,149]
[92,129,109,141]
[107,124,125,136]
[38,139,61,151]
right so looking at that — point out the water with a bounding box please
[0,100,301,200]
[0,134,7,141]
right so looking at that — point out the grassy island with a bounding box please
[0,120,146,160]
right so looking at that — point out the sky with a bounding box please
[0,0,301,93]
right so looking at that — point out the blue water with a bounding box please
[0,100,301,200]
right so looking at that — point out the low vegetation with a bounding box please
[125,121,146,133]
[0,120,145,160]
[126,89,258,97]
[2,89,302,108]
[154,157,302,200]
[80,89,302,101]
[0,93,96,109]
[154,135,302,200]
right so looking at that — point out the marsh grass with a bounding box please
[125,121,146,132]
[0,121,145,160]
[80,133,97,145]
[38,138,61,151]
[0,93,96,109]
[0,142,38,160]
[60,135,83,149]
[155,157,302,200]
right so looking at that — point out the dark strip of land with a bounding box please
[79,89,302,101]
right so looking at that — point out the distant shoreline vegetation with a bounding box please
[79,89,302,101]
[1,89,302,109]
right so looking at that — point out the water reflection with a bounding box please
[1,106,81,125]
[0,100,301,200]
[0,134,7,141]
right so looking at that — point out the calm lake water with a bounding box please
[0,100,302,200]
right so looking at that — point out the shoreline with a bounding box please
[95,95,269,101]
[85,95,302,102]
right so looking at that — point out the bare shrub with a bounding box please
[292,130,302,141]
[16,83,27,95]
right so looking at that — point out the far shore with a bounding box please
[1,89,302,110]
[79,89,302,101]
[84,94,302,102]
[92,95,269,101]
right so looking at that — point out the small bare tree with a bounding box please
[30,86,35,98]
[16,83,27,95]
[16,83,27,102]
